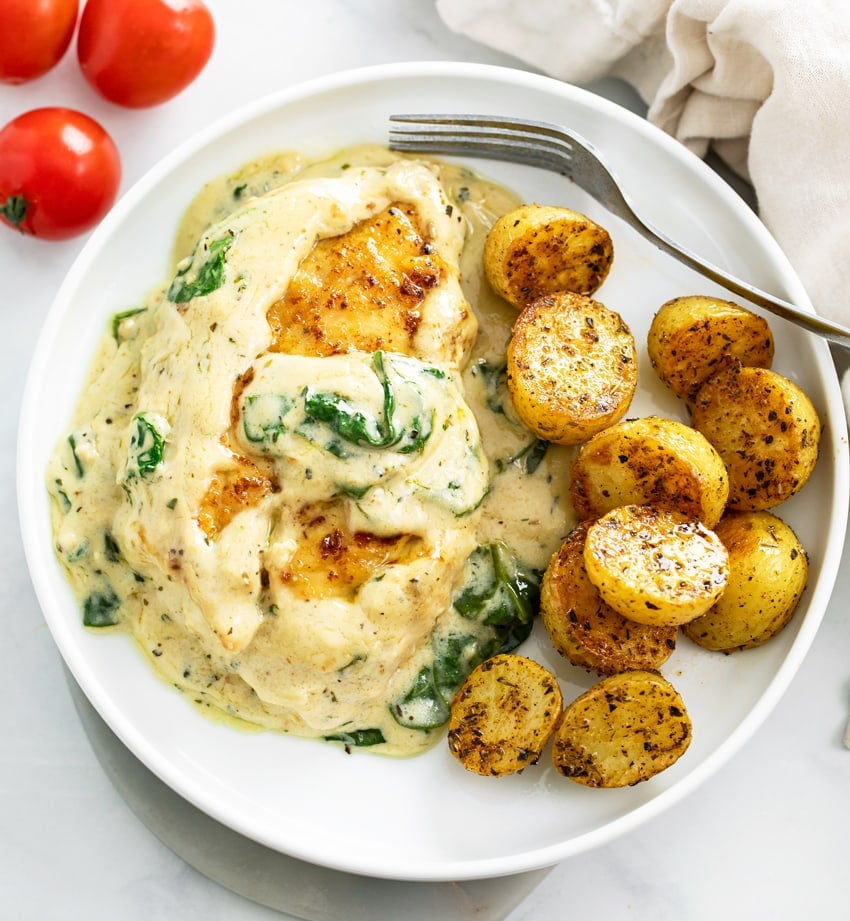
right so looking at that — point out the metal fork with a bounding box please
[389,113,850,349]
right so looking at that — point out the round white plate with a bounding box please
[17,61,849,882]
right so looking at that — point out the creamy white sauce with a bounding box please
[47,147,575,756]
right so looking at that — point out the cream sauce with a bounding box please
[47,146,575,756]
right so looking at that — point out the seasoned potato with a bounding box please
[506,291,637,445]
[683,510,808,651]
[484,203,614,309]
[570,415,729,528]
[447,653,563,777]
[541,521,678,675]
[690,363,821,510]
[647,295,774,403]
[551,670,692,787]
[583,504,729,627]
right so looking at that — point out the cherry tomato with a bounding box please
[0,108,121,240]
[0,0,80,83]
[77,0,215,108]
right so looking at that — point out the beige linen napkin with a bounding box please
[437,0,850,336]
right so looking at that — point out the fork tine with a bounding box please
[389,114,576,158]
[389,131,571,176]
[388,114,627,205]
[389,128,571,157]
[389,121,571,177]
[389,113,578,146]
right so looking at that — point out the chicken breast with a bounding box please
[104,160,487,742]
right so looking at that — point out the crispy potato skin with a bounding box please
[583,504,729,627]
[484,204,614,309]
[569,415,729,528]
[447,653,563,777]
[506,292,637,445]
[683,510,808,651]
[541,521,678,675]
[552,670,692,787]
[647,295,774,404]
[690,364,821,511]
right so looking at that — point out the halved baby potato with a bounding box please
[647,295,774,404]
[447,653,563,777]
[682,510,808,652]
[569,415,729,528]
[690,363,821,511]
[551,670,692,787]
[541,521,678,675]
[484,203,614,309]
[583,504,729,627]
[506,291,637,445]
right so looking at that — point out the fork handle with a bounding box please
[640,222,850,349]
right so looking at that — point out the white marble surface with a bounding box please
[3,2,850,919]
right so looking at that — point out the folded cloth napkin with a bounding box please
[437,0,850,340]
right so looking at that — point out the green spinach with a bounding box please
[83,586,121,627]
[167,233,234,303]
[324,728,386,748]
[391,541,541,730]
[126,412,167,479]
[453,541,541,629]
[509,438,550,474]
[303,351,433,454]
[242,393,293,444]
[476,359,510,416]
[111,307,147,343]
[67,433,85,478]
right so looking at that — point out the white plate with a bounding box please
[17,62,849,882]
[66,670,552,920]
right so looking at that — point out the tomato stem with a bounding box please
[1,195,28,229]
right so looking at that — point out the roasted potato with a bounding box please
[683,510,808,651]
[583,504,729,627]
[447,653,563,777]
[551,670,692,787]
[647,295,774,404]
[690,363,821,510]
[569,415,729,528]
[541,521,678,675]
[484,204,614,309]
[506,291,637,445]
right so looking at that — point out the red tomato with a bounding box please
[0,0,80,83]
[77,0,215,108]
[0,108,121,240]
